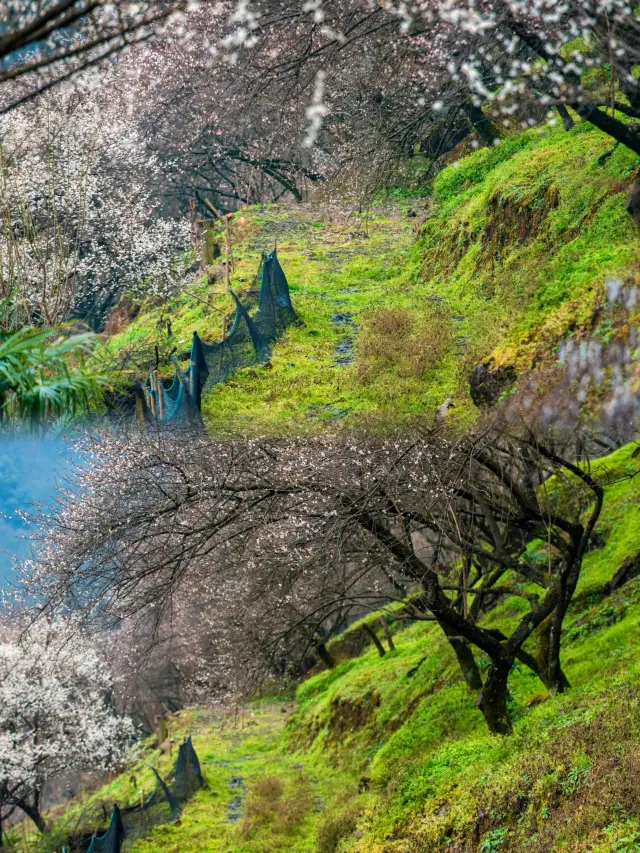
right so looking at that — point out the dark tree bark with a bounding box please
[380,617,396,652]
[441,623,483,691]
[556,104,575,130]
[476,657,513,735]
[536,615,570,694]
[314,638,337,670]
[363,623,387,657]
[463,102,501,144]
[572,104,640,156]
[15,798,46,834]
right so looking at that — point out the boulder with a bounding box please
[469,361,517,407]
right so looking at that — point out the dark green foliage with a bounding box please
[0,322,105,425]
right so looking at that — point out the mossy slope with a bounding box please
[104,122,639,433]
[34,443,640,853]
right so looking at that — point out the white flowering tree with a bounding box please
[0,2,205,116]
[134,0,640,209]
[0,80,192,331]
[26,421,622,735]
[0,619,136,834]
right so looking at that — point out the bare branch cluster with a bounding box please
[23,417,631,734]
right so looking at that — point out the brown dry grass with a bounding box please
[240,773,313,839]
[355,305,453,383]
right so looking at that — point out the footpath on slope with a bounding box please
[104,201,425,433]
[105,123,640,436]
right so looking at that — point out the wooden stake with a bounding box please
[203,197,233,293]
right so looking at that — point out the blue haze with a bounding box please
[0,436,72,587]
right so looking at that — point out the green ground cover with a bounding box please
[23,442,640,853]
[103,121,639,434]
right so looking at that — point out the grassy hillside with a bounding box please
[28,442,640,853]
[103,121,639,434]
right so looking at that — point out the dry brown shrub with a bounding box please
[355,305,453,383]
[240,773,312,838]
[316,803,361,853]
[240,775,284,835]
[274,775,313,833]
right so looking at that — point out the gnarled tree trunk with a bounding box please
[441,623,483,691]
[476,657,513,735]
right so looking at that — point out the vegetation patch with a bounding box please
[104,122,639,433]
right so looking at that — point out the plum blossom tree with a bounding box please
[25,419,621,735]
[429,0,640,153]
[121,0,640,213]
[120,1,469,210]
[0,80,192,330]
[0,1,207,115]
[0,617,136,834]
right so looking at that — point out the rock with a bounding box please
[626,177,640,220]
[436,398,454,421]
[469,361,517,407]
[603,551,640,595]
[207,263,228,281]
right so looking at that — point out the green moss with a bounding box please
[31,444,640,853]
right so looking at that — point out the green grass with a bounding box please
[26,443,640,853]
[103,203,421,433]
[67,119,640,851]
[103,121,639,434]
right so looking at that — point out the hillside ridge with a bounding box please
[104,123,639,434]
[20,442,640,853]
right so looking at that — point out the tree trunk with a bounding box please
[464,102,501,144]
[314,639,337,670]
[16,798,46,834]
[476,657,513,735]
[626,176,640,221]
[363,623,386,657]
[573,103,640,155]
[411,592,483,690]
[556,104,575,130]
[441,623,483,691]
[544,602,572,695]
[380,617,395,652]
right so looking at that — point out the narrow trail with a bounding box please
[135,703,331,852]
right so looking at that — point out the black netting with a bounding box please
[84,807,124,853]
[253,249,297,343]
[139,250,297,427]
[197,290,272,397]
[77,738,204,853]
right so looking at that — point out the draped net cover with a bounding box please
[141,250,296,427]
[82,737,203,853]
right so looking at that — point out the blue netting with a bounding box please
[75,738,203,853]
[140,250,296,427]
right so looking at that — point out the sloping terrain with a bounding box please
[103,203,418,432]
[103,122,639,433]
[55,121,640,853]
[28,442,640,853]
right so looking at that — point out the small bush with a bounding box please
[316,804,361,853]
[240,773,312,838]
[355,305,453,383]
[240,775,284,834]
